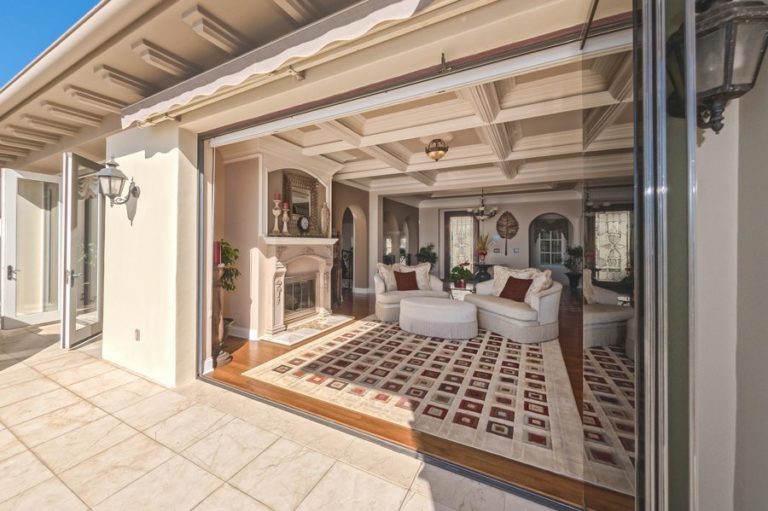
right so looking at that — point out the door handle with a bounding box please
[66,270,83,286]
[6,265,19,280]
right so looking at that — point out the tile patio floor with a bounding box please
[0,325,555,511]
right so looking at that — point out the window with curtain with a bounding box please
[595,210,631,282]
[538,230,566,264]
[444,212,475,277]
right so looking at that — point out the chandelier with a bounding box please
[467,189,498,221]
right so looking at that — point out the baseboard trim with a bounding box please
[228,325,259,341]
[353,287,373,295]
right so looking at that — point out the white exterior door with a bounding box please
[61,154,104,348]
[1,169,61,328]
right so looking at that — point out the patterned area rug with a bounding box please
[243,319,584,480]
[583,346,637,495]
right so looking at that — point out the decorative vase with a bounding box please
[281,207,291,234]
[272,200,282,234]
[455,279,466,289]
[321,201,330,236]
[566,271,582,291]
[477,250,487,264]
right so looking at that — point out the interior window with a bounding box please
[594,210,632,282]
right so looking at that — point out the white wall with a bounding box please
[693,104,739,511]
[103,123,198,387]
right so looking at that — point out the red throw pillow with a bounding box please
[394,271,419,291]
[500,275,532,302]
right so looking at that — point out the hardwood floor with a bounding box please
[209,288,633,510]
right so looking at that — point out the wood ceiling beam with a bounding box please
[131,39,198,78]
[21,115,80,136]
[0,145,30,158]
[94,65,155,97]
[41,102,102,127]
[458,83,501,123]
[182,5,248,55]
[64,85,127,114]
[0,135,45,151]
[272,0,323,25]
[6,126,60,144]
[498,160,522,179]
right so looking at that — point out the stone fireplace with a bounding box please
[262,237,337,339]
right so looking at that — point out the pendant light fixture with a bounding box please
[468,188,498,221]
[425,138,449,161]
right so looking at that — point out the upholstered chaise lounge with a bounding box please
[465,272,563,344]
[374,264,449,322]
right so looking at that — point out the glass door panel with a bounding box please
[444,212,476,278]
[1,170,60,328]
[61,153,104,348]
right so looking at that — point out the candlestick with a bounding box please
[281,206,290,234]
[272,199,281,234]
[273,191,281,201]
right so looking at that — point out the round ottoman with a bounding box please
[399,297,478,340]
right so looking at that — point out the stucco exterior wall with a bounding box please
[103,123,198,387]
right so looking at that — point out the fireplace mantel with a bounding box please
[263,236,337,246]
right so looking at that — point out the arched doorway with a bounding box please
[340,208,355,291]
[529,213,572,284]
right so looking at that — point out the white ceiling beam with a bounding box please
[94,65,155,97]
[0,135,45,151]
[0,145,30,158]
[458,82,501,123]
[6,126,60,144]
[131,39,198,78]
[64,85,127,114]
[498,160,522,179]
[21,115,80,136]
[182,5,248,55]
[272,0,322,25]
[41,102,102,127]
[584,56,633,149]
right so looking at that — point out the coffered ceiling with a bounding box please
[218,48,634,196]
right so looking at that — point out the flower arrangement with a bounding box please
[476,233,492,263]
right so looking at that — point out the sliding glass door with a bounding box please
[444,212,477,278]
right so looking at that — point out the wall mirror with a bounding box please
[283,171,320,233]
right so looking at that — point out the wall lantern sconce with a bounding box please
[425,138,449,161]
[96,158,140,206]
[696,0,768,133]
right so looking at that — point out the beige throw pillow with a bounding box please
[377,263,398,291]
[524,269,553,305]
[394,263,432,290]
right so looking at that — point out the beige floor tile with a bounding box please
[0,451,52,503]
[88,378,165,413]
[114,389,193,431]
[174,379,230,404]
[285,417,357,458]
[29,351,93,374]
[0,477,87,511]
[230,438,334,511]
[193,484,270,511]
[0,428,26,463]
[296,462,407,511]
[0,336,58,361]
[32,415,136,473]
[145,403,232,452]
[399,490,456,511]
[336,437,423,488]
[0,364,42,390]
[93,455,222,511]
[67,367,138,398]
[60,433,174,507]
[0,387,81,426]
[11,400,105,446]
[182,417,278,480]
[411,464,506,511]
[0,378,60,408]
[46,359,115,386]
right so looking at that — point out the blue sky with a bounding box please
[0,0,98,88]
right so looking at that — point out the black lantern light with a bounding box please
[96,158,140,206]
[696,0,768,133]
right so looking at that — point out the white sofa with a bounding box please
[583,269,635,350]
[374,273,449,322]
[464,280,563,344]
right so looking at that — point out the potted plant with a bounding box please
[416,243,438,269]
[476,233,491,264]
[219,240,241,338]
[450,262,474,288]
[564,245,584,290]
